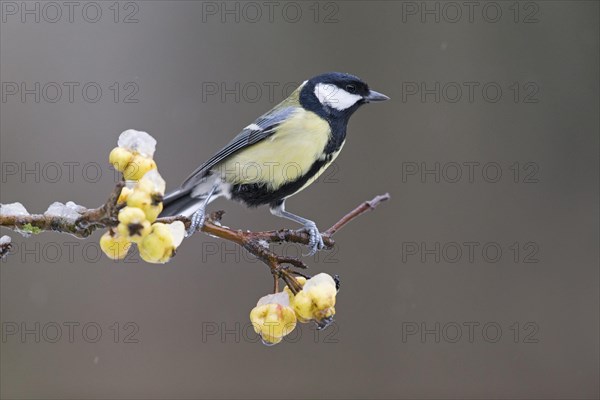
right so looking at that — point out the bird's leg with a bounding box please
[185,184,218,237]
[270,201,324,256]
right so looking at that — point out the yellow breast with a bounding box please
[295,144,345,194]
[217,109,331,190]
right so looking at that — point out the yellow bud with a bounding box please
[138,222,175,264]
[126,189,163,222]
[117,187,134,204]
[149,222,174,243]
[99,230,131,260]
[117,206,151,242]
[126,190,151,209]
[109,147,134,172]
[123,154,157,181]
[117,221,151,243]
[289,273,337,325]
[117,206,146,224]
[290,291,314,322]
[144,203,163,223]
[250,303,297,345]
[139,232,169,263]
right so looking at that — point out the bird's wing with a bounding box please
[180,106,298,190]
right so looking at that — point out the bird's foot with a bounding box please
[303,221,325,256]
[186,209,205,238]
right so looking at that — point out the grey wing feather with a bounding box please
[180,106,297,190]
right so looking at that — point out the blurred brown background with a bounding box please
[1,1,598,399]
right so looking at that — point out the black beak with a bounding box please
[364,89,390,103]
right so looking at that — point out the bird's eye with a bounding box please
[345,84,357,93]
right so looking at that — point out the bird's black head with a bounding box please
[299,72,389,121]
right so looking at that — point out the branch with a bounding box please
[0,182,125,238]
[156,192,390,251]
[157,193,390,291]
[1,185,390,292]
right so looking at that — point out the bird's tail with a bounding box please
[160,174,222,217]
[160,187,198,217]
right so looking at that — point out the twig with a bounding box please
[324,193,390,236]
[1,187,390,291]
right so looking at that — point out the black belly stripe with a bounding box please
[230,157,329,208]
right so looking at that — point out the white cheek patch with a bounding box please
[314,83,362,111]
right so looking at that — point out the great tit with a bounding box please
[161,72,389,254]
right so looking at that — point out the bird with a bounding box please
[160,72,389,255]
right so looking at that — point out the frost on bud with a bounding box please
[288,273,337,329]
[0,202,30,217]
[250,292,297,345]
[136,170,166,196]
[138,221,185,264]
[43,201,84,223]
[117,129,157,158]
[117,206,151,242]
[109,147,134,172]
[122,154,157,181]
[99,230,132,260]
[167,221,185,248]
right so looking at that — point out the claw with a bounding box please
[269,202,325,256]
[303,222,325,256]
[186,209,205,237]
